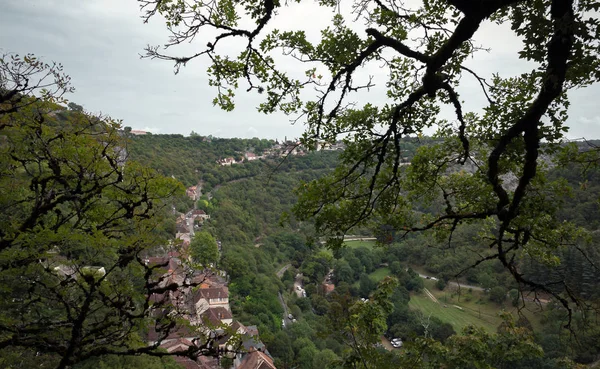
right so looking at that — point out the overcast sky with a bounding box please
[1,0,599,139]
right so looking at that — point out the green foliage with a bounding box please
[67,102,83,112]
[126,130,600,366]
[325,278,398,367]
[0,57,187,367]
[400,316,546,369]
[127,133,338,189]
[127,128,600,366]
[144,2,600,364]
[358,273,377,298]
[190,231,220,266]
[312,349,340,369]
[72,355,180,369]
[435,278,447,291]
[509,289,520,306]
[127,134,264,187]
[489,286,508,304]
[405,268,424,292]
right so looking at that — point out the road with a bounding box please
[343,237,377,241]
[293,273,304,298]
[185,211,195,236]
[276,264,305,298]
[380,336,395,351]
[276,263,291,279]
[278,292,292,328]
[416,272,485,291]
[276,264,295,328]
[447,280,485,292]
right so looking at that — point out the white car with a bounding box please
[391,338,403,348]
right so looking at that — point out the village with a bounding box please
[144,191,277,369]
[215,140,345,167]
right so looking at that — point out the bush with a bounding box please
[489,286,507,304]
[436,279,447,291]
[509,289,520,306]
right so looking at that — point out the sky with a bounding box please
[1,0,599,139]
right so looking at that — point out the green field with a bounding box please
[409,293,503,333]
[318,239,377,257]
[411,279,544,334]
[369,267,391,282]
[343,239,377,249]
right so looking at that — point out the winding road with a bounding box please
[276,264,295,328]
[278,292,292,328]
[416,272,485,292]
[276,263,291,278]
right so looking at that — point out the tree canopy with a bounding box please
[141,0,600,322]
[0,54,218,368]
[190,231,220,266]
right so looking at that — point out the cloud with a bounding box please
[579,116,600,125]
[1,1,598,139]
[245,126,259,138]
[142,127,162,134]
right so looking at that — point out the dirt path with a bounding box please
[424,288,439,303]
[276,263,291,279]
[380,336,395,351]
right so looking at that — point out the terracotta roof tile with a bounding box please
[192,286,228,303]
[238,351,277,369]
[200,307,232,326]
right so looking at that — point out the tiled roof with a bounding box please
[192,287,229,303]
[177,224,190,233]
[246,325,259,337]
[173,357,205,369]
[197,355,220,369]
[215,320,248,346]
[238,351,277,369]
[242,337,265,352]
[200,306,232,326]
[146,322,197,343]
[167,250,181,258]
[231,321,247,334]
[160,338,194,353]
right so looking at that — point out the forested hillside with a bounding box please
[5,0,600,367]
[125,133,434,190]
[3,91,600,367]
[130,133,600,368]
[126,134,279,189]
